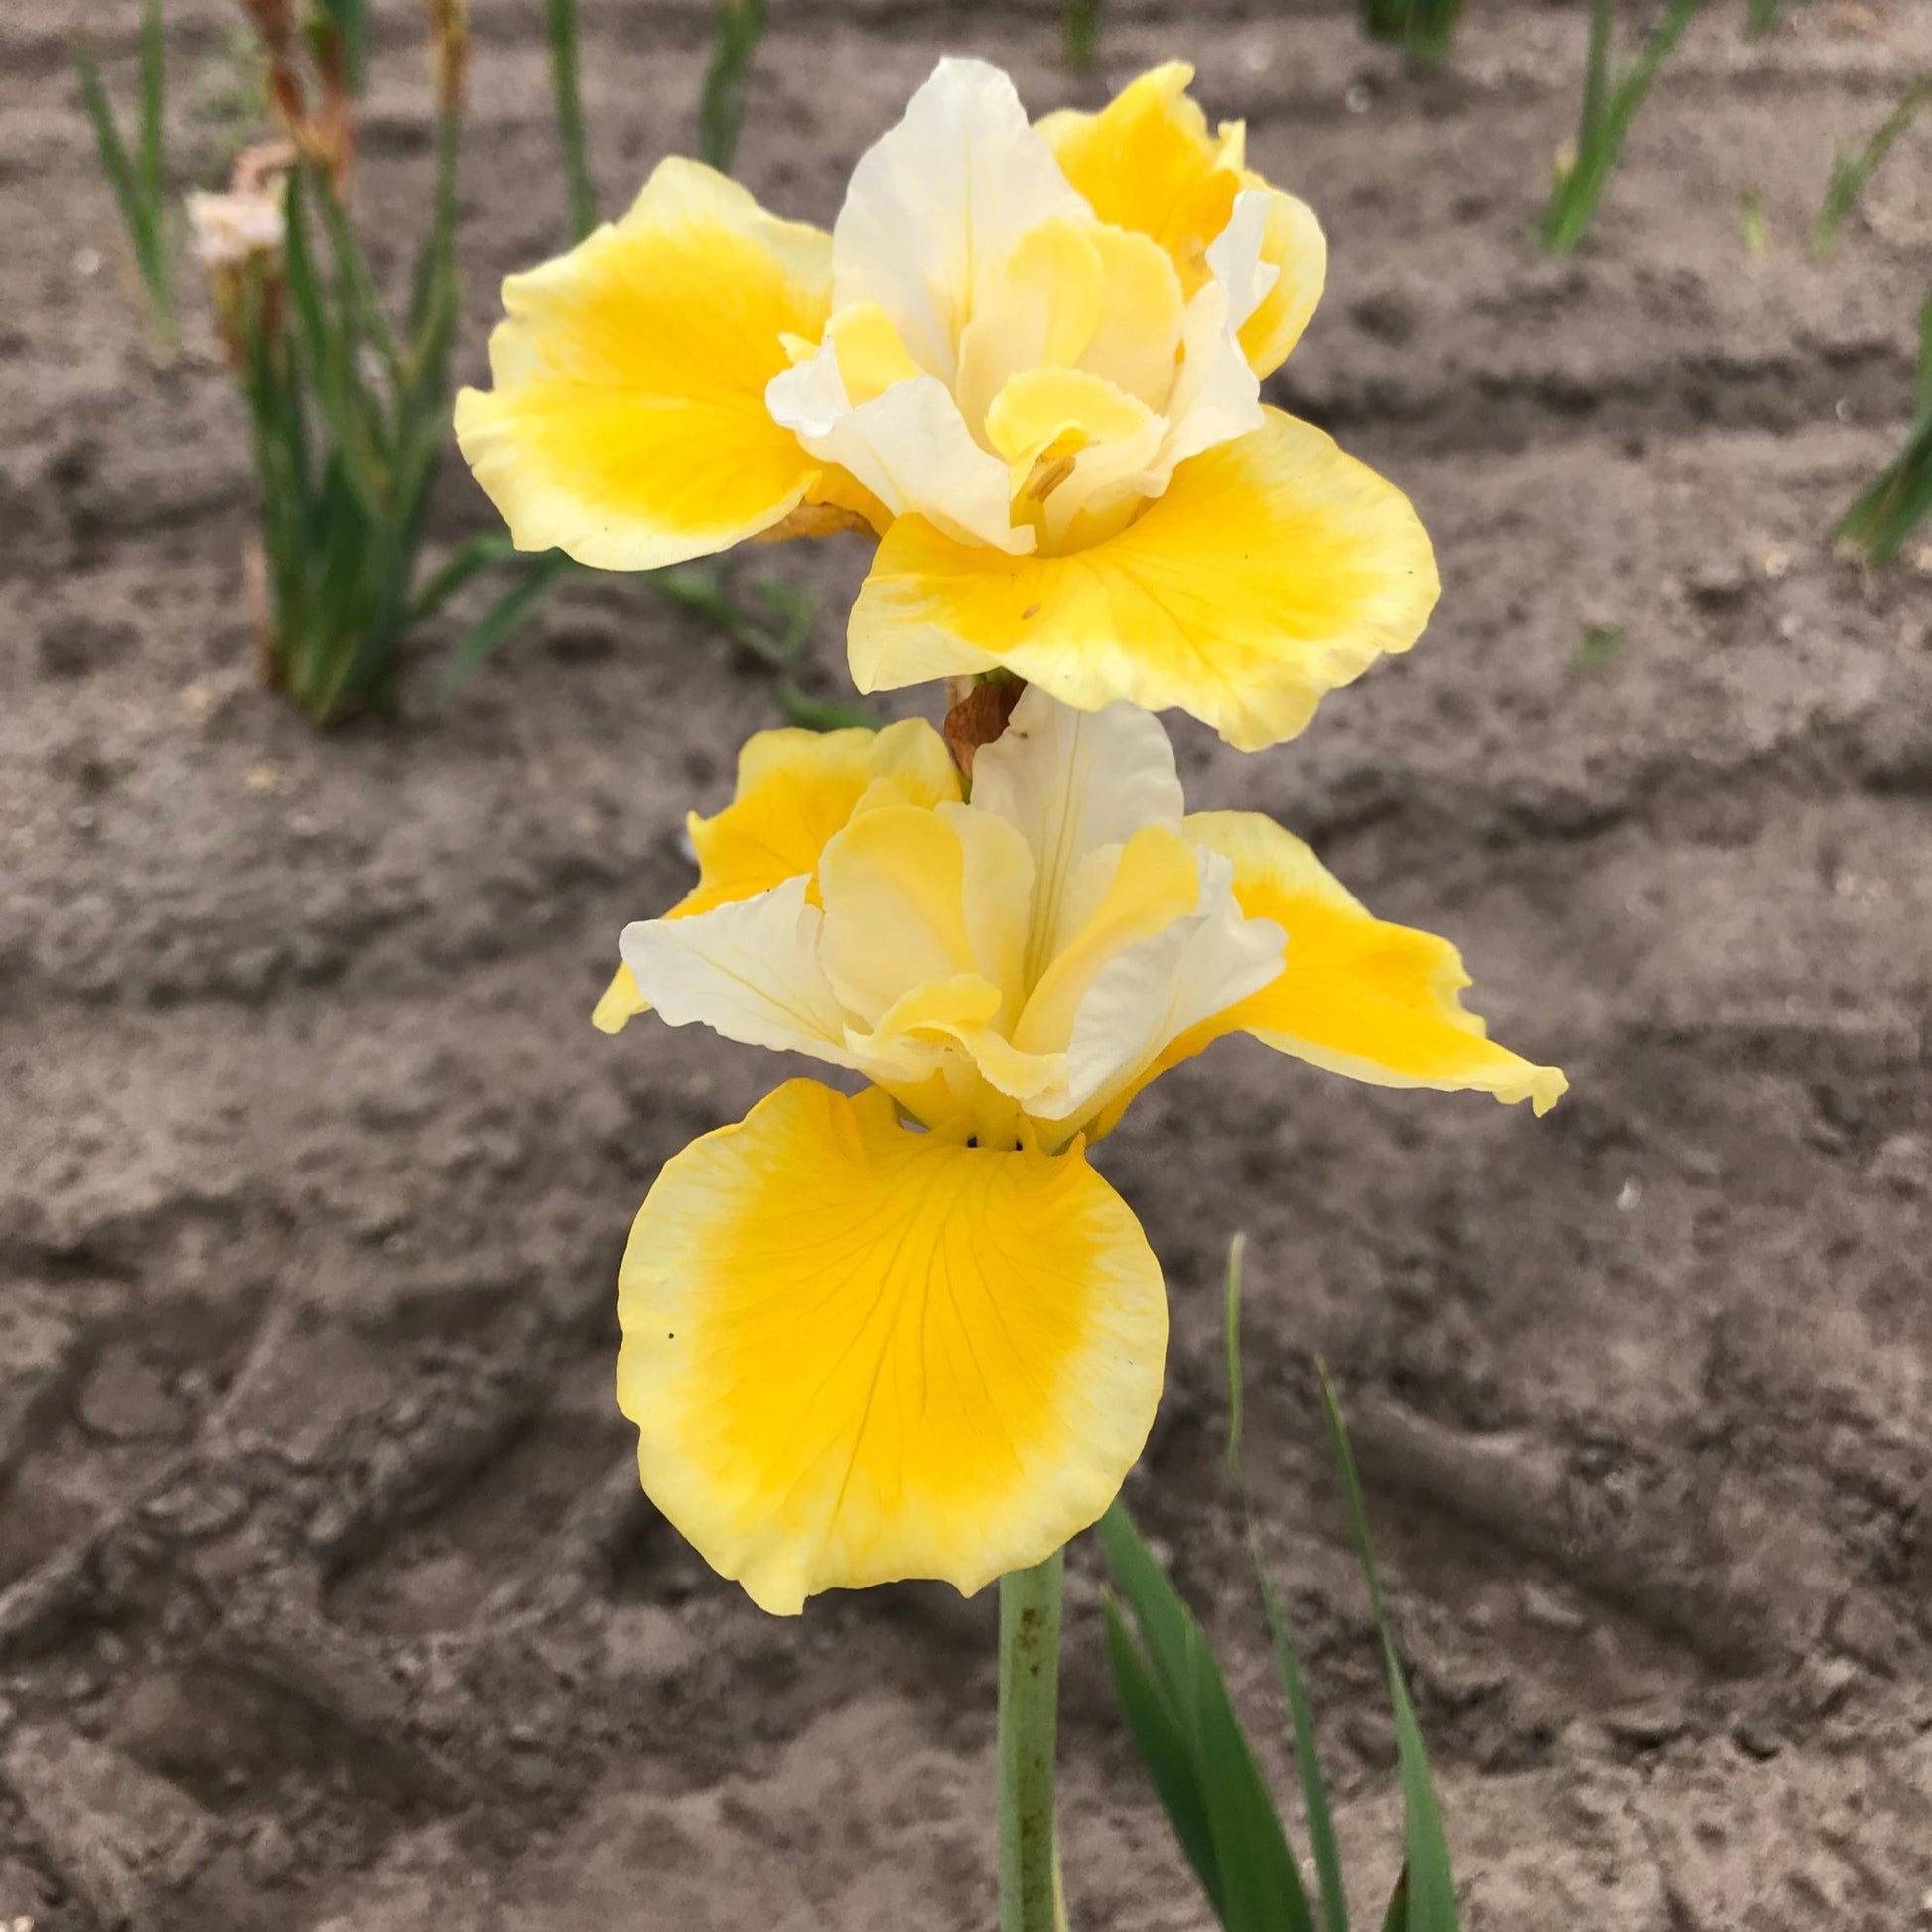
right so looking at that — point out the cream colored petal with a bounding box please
[1054,844,1285,1133]
[767,350,1030,554]
[619,877,860,1070]
[969,687,1183,985]
[832,57,1090,384]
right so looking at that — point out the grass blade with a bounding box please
[1101,1593,1225,1916]
[1254,1557,1350,1932]
[1063,0,1098,73]
[773,685,882,731]
[407,531,527,624]
[1540,0,1701,257]
[1315,1367,1457,1932]
[1223,1231,1247,1479]
[75,30,175,340]
[1098,1505,1314,1932]
[439,551,574,694]
[1814,79,1932,259]
[545,0,598,240]
[699,0,767,174]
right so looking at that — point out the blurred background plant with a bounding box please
[1063,0,1099,73]
[700,0,769,172]
[1540,0,1702,256]
[1814,77,1930,258]
[1363,0,1466,67]
[75,0,177,346]
[1100,1242,1460,1932]
[1836,289,1932,566]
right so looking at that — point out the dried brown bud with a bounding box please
[943,675,1026,782]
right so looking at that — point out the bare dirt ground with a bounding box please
[4,1,1931,1926]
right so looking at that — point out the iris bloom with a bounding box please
[599,691,1563,1613]
[457,59,1437,751]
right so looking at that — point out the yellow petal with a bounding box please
[617,1081,1167,1613]
[1093,811,1566,1133]
[594,719,959,1034]
[1039,63,1325,378]
[592,962,648,1035]
[985,366,1160,497]
[826,303,925,406]
[681,717,962,919]
[849,408,1439,752]
[1236,178,1326,379]
[816,801,1033,1029]
[455,158,831,571]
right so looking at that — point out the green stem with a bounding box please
[997,1550,1064,1932]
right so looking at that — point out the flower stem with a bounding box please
[997,1549,1064,1932]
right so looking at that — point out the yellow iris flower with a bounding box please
[600,691,1563,1613]
[456,59,1439,752]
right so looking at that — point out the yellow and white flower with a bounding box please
[604,691,1563,1614]
[456,59,1437,751]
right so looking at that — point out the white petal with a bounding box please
[1141,278,1264,493]
[1056,848,1286,1131]
[619,877,862,1070]
[766,352,1030,553]
[1204,188,1281,335]
[972,689,1184,982]
[832,57,1089,385]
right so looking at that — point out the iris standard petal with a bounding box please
[970,689,1184,986]
[617,1080,1167,1613]
[455,159,831,571]
[849,407,1439,752]
[1037,62,1326,379]
[832,57,1089,384]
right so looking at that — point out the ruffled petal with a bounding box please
[1090,812,1567,1135]
[832,57,1089,384]
[850,408,1439,752]
[970,689,1184,985]
[620,877,861,1071]
[593,719,959,1035]
[617,1081,1167,1612]
[455,159,830,571]
[1186,812,1567,1109]
[1038,62,1325,378]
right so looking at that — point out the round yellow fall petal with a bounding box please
[617,1081,1167,1613]
[849,408,1439,753]
[1089,812,1566,1135]
[455,158,832,571]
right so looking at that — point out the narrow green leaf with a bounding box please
[439,552,573,693]
[545,0,598,240]
[1063,0,1098,73]
[1101,1593,1227,1920]
[138,0,166,209]
[1098,1506,1313,1932]
[698,0,767,174]
[1540,0,1702,257]
[1254,1554,1349,1932]
[1223,1231,1248,1478]
[408,532,528,624]
[1314,1368,1458,1932]
[1378,1867,1411,1932]
[773,684,882,732]
[1814,80,1932,259]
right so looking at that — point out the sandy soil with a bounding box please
[3,1,1931,1927]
